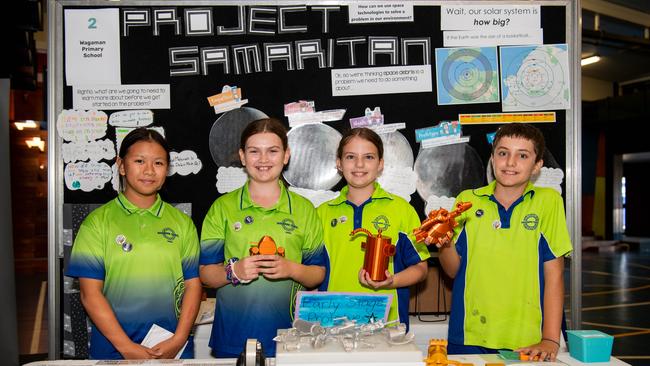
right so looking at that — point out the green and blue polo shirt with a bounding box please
[317,183,430,326]
[449,181,573,350]
[66,193,200,359]
[199,181,328,357]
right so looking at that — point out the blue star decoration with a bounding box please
[365,313,378,323]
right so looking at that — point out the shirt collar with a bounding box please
[473,180,536,199]
[328,182,394,206]
[239,180,292,214]
[115,192,164,217]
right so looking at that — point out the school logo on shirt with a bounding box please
[157,227,178,243]
[521,214,539,230]
[277,218,298,234]
[372,215,390,231]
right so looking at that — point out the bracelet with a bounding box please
[226,257,252,285]
[225,258,239,286]
[542,338,560,347]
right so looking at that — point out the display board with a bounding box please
[48,0,581,358]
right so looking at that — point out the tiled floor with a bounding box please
[575,251,650,366]
[15,250,650,364]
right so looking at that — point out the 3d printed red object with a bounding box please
[351,228,396,282]
[414,202,472,247]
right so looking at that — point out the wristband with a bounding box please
[226,257,252,286]
[541,338,560,347]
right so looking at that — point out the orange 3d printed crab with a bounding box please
[249,235,285,256]
[413,202,472,247]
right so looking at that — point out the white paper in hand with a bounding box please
[141,323,187,359]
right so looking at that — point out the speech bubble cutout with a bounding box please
[425,195,457,216]
[378,166,417,202]
[216,166,247,193]
[531,167,564,194]
[64,162,113,192]
[288,187,340,208]
[169,150,203,176]
[57,110,108,142]
[111,162,120,192]
[108,110,154,127]
[62,139,116,163]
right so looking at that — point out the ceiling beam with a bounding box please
[583,0,650,27]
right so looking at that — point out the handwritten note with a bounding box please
[169,150,202,176]
[57,110,108,142]
[108,109,154,127]
[295,292,392,327]
[62,139,115,163]
[216,167,247,194]
[64,162,113,192]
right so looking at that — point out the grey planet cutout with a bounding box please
[283,123,342,190]
[208,107,269,167]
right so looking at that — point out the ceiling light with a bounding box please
[581,55,601,66]
[26,137,45,152]
[15,120,39,130]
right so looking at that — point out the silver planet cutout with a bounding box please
[209,107,268,167]
[284,124,342,190]
[414,143,485,200]
[379,131,414,169]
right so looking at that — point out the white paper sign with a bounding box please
[64,162,113,192]
[216,167,248,194]
[73,85,171,110]
[62,139,116,163]
[57,110,108,142]
[64,9,121,86]
[332,65,432,97]
[441,5,540,30]
[108,110,154,127]
[349,3,414,23]
[141,324,186,359]
[169,150,203,176]
[443,29,543,47]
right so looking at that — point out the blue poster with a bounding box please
[294,292,392,327]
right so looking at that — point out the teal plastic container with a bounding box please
[567,330,614,362]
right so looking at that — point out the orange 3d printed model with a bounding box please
[249,235,285,256]
[351,228,396,282]
[413,202,472,247]
[423,339,474,366]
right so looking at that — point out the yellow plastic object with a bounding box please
[423,339,472,366]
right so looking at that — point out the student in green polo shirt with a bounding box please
[317,127,430,327]
[199,118,328,358]
[66,128,202,360]
[437,123,572,361]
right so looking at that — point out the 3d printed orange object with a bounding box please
[351,228,396,282]
[423,339,473,366]
[414,202,472,246]
[249,235,285,256]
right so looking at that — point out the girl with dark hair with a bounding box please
[317,127,430,328]
[199,118,328,357]
[66,128,201,360]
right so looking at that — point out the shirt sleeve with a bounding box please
[65,211,106,280]
[403,202,431,262]
[300,203,328,268]
[199,199,226,265]
[181,215,200,279]
[540,190,573,258]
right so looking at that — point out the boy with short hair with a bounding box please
[437,123,572,361]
